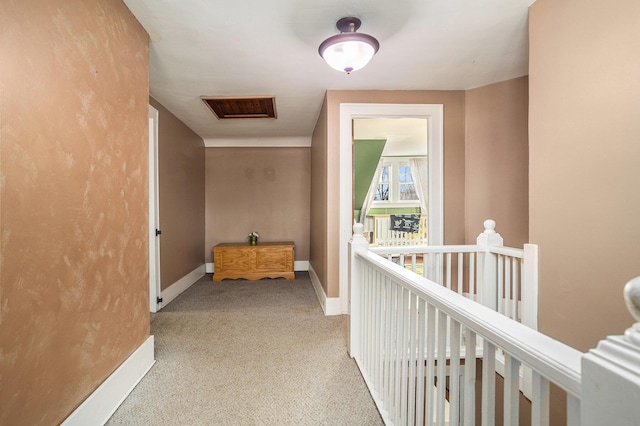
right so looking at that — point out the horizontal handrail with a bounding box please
[356,249,583,398]
[370,243,524,258]
[489,245,524,258]
[370,244,482,255]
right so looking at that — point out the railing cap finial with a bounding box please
[624,277,640,323]
[476,219,503,247]
[624,277,640,347]
[351,222,368,249]
[483,219,497,234]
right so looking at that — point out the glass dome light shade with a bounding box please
[319,33,379,74]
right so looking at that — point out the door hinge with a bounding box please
[157,297,163,304]
[156,229,162,236]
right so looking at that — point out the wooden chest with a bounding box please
[212,241,295,282]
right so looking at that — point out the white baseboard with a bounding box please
[62,335,155,426]
[294,260,309,271]
[308,264,342,316]
[160,264,205,309]
[206,261,309,275]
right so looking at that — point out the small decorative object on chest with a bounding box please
[248,231,259,245]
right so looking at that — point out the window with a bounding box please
[375,164,390,201]
[398,164,417,200]
[372,158,420,207]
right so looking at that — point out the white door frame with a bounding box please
[148,105,161,312]
[339,103,444,314]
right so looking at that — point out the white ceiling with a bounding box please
[354,118,428,157]
[124,0,532,147]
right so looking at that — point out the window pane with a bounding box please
[399,183,417,200]
[380,165,390,183]
[375,184,389,201]
[399,165,412,183]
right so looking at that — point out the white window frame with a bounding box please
[372,157,421,207]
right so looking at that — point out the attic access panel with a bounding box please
[201,95,277,119]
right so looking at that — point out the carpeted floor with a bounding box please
[107,272,384,425]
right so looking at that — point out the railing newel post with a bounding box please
[581,276,640,425]
[349,222,369,359]
[476,219,503,311]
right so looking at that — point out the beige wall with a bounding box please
[465,77,529,246]
[310,90,466,298]
[0,1,149,424]
[310,97,329,287]
[150,97,205,289]
[530,0,640,353]
[205,147,310,263]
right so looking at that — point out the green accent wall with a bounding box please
[354,139,386,220]
[367,207,422,215]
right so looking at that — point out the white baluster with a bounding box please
[383,277,394,416]
[504,354,520,426]
[512,257,519,322]
[436,310,448,425]
[373,270,382,391]
[567,395,581,426]
[458,252,464,294]
[446,252,452,289]
[449,319,461,426]
[504,255,511,318]
[498,254,504,314]
[426,303,436,424]
[481,341,496,426]
[399,288,409,425]
[463,330,477,426]
[384,284,392,421]
[531,372,549,426]
[415,298,427,426]
[364,267,370,370]
[407,293,418,426]
[469,252,476,300]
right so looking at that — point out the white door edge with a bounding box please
[148,105,161,312]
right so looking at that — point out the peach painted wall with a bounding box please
[530,0,640,355]
[465,77,529,246]
[205,147,310,263]
[310,97,329,287]
[150,97,205,289]
[0,1,149,424]
[311,90,466,298]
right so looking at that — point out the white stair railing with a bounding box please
[349,222,640,425]
[370,220,538,331]
[349,223,580,425]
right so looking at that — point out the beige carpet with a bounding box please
[107,272,384,425]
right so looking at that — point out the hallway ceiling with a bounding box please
[123,0,533,146]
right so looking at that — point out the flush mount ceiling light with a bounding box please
[318,17,379,74]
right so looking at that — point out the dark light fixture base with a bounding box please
[336,17,361,33]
